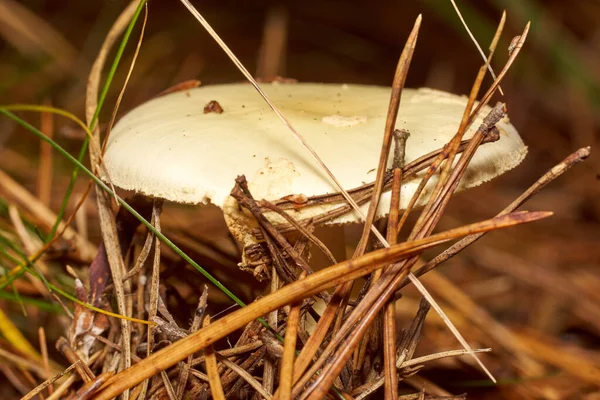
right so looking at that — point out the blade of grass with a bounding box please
[10,282,26,316]
[0,231,28,291]
[8,203,53,294]
[0,260,26,291]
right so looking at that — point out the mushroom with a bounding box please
[102,82,526,276]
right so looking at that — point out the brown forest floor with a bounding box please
[0,1,599,399]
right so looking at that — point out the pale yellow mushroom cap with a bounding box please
[102,83,526,225]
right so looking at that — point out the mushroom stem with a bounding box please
[309,224,346,267]
[223,195,263,275]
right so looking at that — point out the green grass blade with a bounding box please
[11,283,27,316]
[0,234,30,291]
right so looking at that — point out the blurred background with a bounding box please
[0,0,599,399]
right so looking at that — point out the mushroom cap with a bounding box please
[103,83,526,224]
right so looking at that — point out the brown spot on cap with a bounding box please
[203,100,224,114]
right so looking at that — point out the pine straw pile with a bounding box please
[0,1,599,400]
